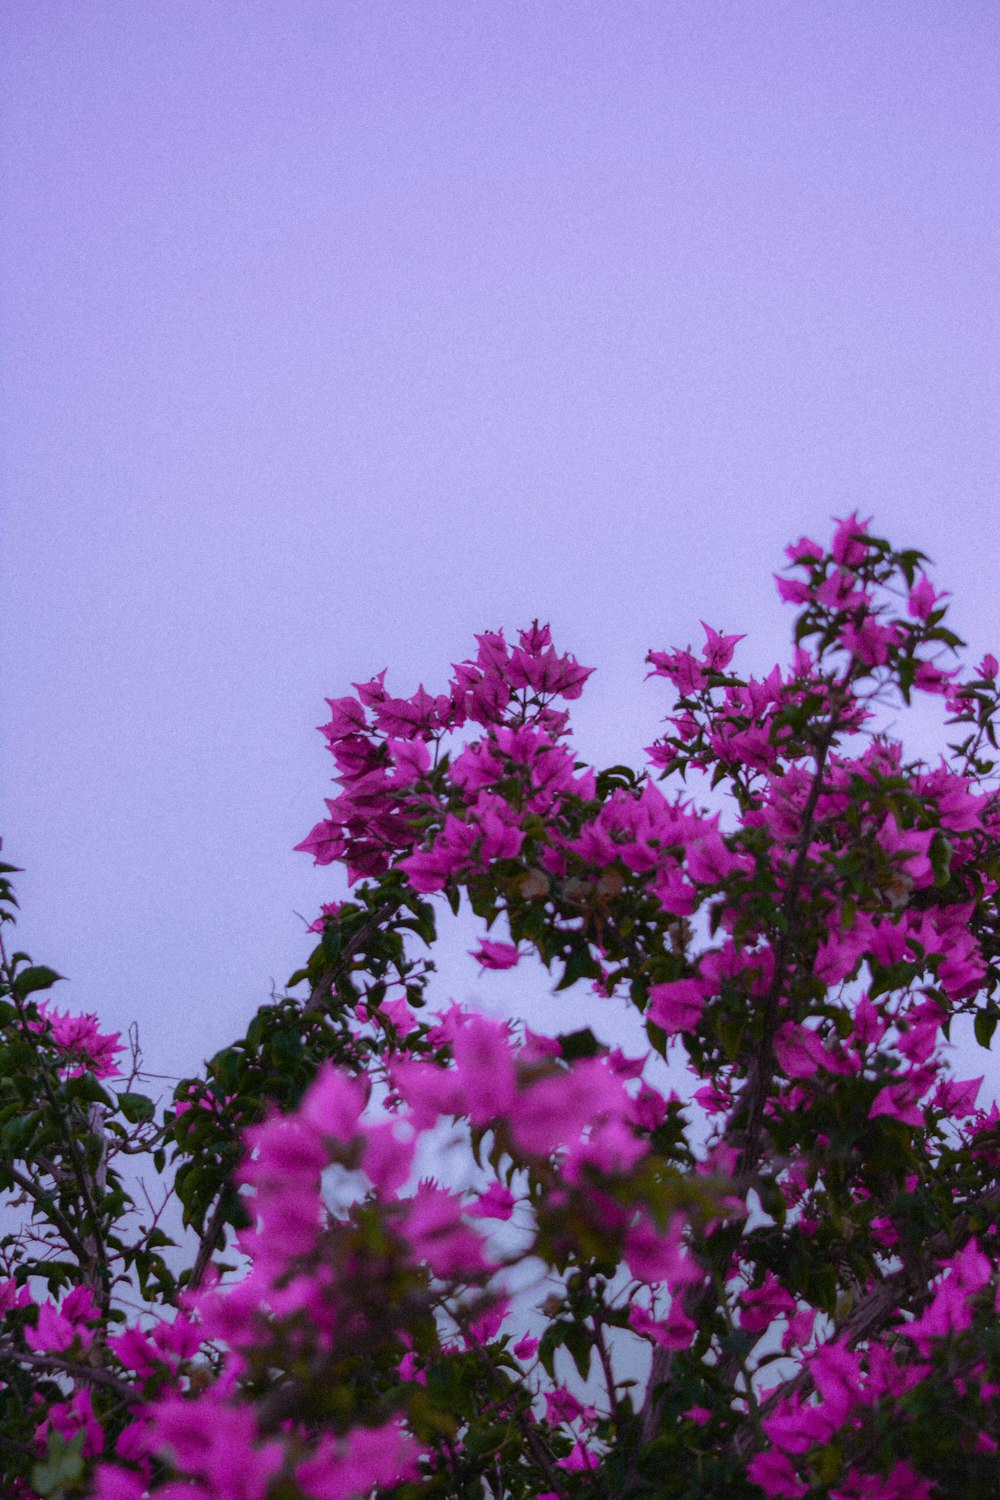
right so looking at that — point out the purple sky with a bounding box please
[3,2,1000,1089]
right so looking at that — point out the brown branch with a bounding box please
[187,1191,231,1291]
[304,898,402,1014]
[5,1162,95,1269]
[0,1340,139,1404]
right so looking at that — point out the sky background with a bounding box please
[3,1,1000,1110]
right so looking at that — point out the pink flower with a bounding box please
[808,1338,862,1427]
[464,1298,510,1346]
[700,621,746,671]
[556,1437,600,1471]
[41,1387,105,1459]
[839,614,896,667]
[299,1063,368,1141]
[565,1116,646,1181]
[645,648,706,694]
[296,1421,423,1500]
[686,834,752,884]
[747,1449,809,1497]
[90,1471,150,1500]
[0,1279,30,1314]
[831,1461,933,1499]
[545,1386,590,1426]
[294,817,347,866]
[628,1300,697,1350]
[469,938,521,970]
[451,1013,517,1124]
[785,536,824,564]
[146,1393,283,1498]
[647,979,704,1034]
[773,1021,832,1080]
[306,900,345,933]
[32,1003,123,1078]
[470,1182,516,1220]
[933,1075,982,1117]
[401,1182,493,1278]
[390,1057,466,1127]
[623,1213,701,1288]
[775,574,811,604]
[876,815,935,888]
[869,1081,925,1128]
[907,572,944,620]
[26,1293,96,1355]
[738,1272,797,1332]
[510,1060,631,1159]
[362,1120,415,1195]
[830,511,871,568]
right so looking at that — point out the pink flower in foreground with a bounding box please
[451,1012,517,1124]
[298,1062,369,1141]
[624,1213,701,1289]
[401,1182,493,1278]
[90,1471,150,1500]
[296,1421,423,1500]
[470,1182,516,1220]
[361,1120,415,1195]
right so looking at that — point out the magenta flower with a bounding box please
[298,1063,368,1141]
[361,1120,415,1195]
[647,978,704,1035]
[907,572,945,620]
[699,621,746,671]
[32,1002,123,1078]
[451,1012,517,1124]
[470,1182,516,1220]
[746,1448,809,1498]
[738,1272,797,1332]
[470,938,520,969]
[830,511,871,567]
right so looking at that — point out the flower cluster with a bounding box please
[4,516,1000,1498]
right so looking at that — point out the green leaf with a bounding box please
[929,831,953,886]
[563,1321,593,1382]
[65,1073,114,1108]
[11,965,64,1001]
[554,934,599,992]
[557,1027,601,1061]
[32,1427,86,1496]
[117,1090,155,1124]
[974,1010,998,1050]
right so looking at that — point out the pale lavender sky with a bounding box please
[3,2,1000,1085]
